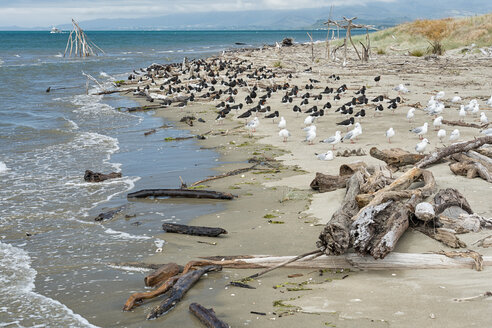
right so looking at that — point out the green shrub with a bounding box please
[409,49,424,57]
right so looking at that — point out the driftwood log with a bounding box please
[162,223,227,237]
[191,164,259,187]
[449,153,492,183]
[147,265,222,320]
[441,119,489,129]
[370,147,424,168]
[351,167,436,259]
[197,253,491,271]
[94,205,125,221]
[433,188,473,216]
[127,189,235,200]
[84,170,121,182]
[317,171,364,255]
[310,162,367,193]
[144,263,181,287]
[416,136,492,168]
[189,303,229,328]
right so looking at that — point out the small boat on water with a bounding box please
[50,26,62,34]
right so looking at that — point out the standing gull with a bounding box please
[316,151,334,161]
[449,129,460,141]
[410,122,428,139]
[321,131,341,150]
[415,138,430,154]
[279,128,291,142]
[437,129,446,143]
[433,116,443,131]
[386,127,395,143]
[406,108,415,122]
[278,116,286,129]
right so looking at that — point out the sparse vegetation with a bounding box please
[376,48,386,55]
[409,49,425,57]
[273,60,283,68]
[409,18,452,55]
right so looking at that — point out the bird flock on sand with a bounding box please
[128,57,492,162]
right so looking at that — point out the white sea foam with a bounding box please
[0,161,8,174]
[54,53,63,58]
[108,265,151,273]
[64,118,79,130]
[0,241,99,327]
[104,228,152,240]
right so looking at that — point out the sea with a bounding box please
[0,30,351,327]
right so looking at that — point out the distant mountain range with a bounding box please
[1,1,491,31]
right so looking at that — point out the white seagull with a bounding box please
[449,129,460,141]
[486,95,492,106]
[304,115,315,126]
[279,128,291,142]
[321,131,341,150]
[459,105,466,122]
[481,128,492,136]
[316,151,334,161]
[406,108,415,122]
[435,91,445,100]
[410,122,428,139]
[451,96,462,103]
[246,117,259,134]
[342,123,362,144]
[437,129,446,142]
[386,127,395,143]
[480,112,488,125]
[415,138,430,154]
[304,125,316,145]
[433,116,443,131]
[278,116,286,129]
[394,84,409,94]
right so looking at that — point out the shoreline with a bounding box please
[117,41,492,327]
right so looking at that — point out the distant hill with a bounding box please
[1,1,491,31]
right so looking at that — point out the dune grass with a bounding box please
[325,13,492,56]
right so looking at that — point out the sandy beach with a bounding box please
[120,41,492,327]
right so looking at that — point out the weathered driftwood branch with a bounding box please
[370,147,424,168]
[144,263,181,287]
[449,153,492,182]
[189,303,229,328]
[162,223,227,237]
[433,188,473,216]
[84,170,121,182]
[198,253,492,270]
[127,189,235,200]
[310,162,367,193]
[441,119,489,129]
[147,265,222,320]
[191,164,259,187]
[416,136,492,168]
[123,275,180,311]
[351,168,436,258]
[317,171,364,255]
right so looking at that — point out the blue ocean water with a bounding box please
[0,30,340,327]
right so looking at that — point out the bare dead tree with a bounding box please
[64,19,104,57]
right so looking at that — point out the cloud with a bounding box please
[0,0,395,27]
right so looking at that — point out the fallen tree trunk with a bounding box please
[198,252,492,270]
[144,263,181,287]
[127,189,235,200]
[147,265,222,320]
[370,147,424,168]
[317,171,364,255]
[162,223,227,237]
[189,303,229,328]
[441,119,489,129]
[416,136,492,168]
[84,170,122,182]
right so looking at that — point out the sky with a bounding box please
[0,0,396,27]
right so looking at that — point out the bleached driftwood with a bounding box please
[199,253,492,270]
[64,19,104,58]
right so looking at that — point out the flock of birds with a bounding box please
[129,56,492,162]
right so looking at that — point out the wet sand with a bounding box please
[122,43,492,327]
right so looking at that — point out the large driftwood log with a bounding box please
[147,265,222,320]
[449,153,492,182]
[84,170,122,182]
[144,263,181,287]
[370,147,425,168]
[310,162,367,192]
[127,189,235,200]
[310,173,349,192]
[189,303,229,328]
[198,253,492,270]
[416,136,492,168]
[162,223,227,237]
[351,168,436,258]
[317,172,364,255]
[433,188,473,216]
